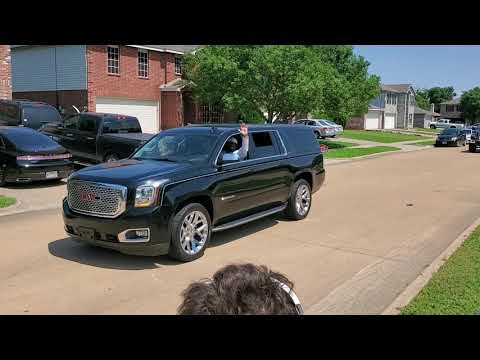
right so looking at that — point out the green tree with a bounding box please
[427,87,456,108]
[461,87,480,124]
[415,88,431,110]
[184,45,379,125]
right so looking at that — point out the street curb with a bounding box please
[381,216,480,315]
[0,198,22,215]
[325,145,433,166]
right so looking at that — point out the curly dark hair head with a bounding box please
[177,263,299,315]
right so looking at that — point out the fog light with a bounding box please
[135,229,149,238]
[118,228,150,243]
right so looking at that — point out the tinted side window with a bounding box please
[0,104,21,126]
[251,132,279,159]
[78,115,97,132]
[64,115,79,130]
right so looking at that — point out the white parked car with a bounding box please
[316,119,344,136]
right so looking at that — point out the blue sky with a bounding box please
[353,46,480,96]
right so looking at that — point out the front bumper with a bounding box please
[62,198,172,256]
[4,162,74,183]
[435,139,458,146]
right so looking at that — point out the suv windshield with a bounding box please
[133,133,217,164]
[441,128,458,135]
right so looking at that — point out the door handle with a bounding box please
[66,133,74,137]
[86,137,95,140]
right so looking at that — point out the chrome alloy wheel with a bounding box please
[180,211,209,255]
[295,184,311,216]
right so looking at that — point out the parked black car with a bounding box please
[434,128,467,147]
[63,124,325,262]
[40,112,154,165]
[0,127,74,186]
[0,99,63,130]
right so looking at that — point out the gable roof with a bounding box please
[381,84,414,93]
[414,107,441,116]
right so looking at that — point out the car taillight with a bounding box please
[17,153,72,161]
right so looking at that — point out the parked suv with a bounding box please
[40,112,154,165]
[63,124,325,262]
[0,99,63,130]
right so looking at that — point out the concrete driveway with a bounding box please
[1,146,479,314]
[0,180,67,216]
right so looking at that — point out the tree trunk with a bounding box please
[267,110,274,123]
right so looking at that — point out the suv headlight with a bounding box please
[135,185,156,208]
[451,137,457,141]
[134,179,169,208]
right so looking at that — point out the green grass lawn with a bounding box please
[401,226,480,315]
[341,130,427,143]
[0,196,16,209]
[408,139,436,146]
[324,146,400,159]
[318,139,358,149]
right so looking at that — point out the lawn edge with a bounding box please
[381,216,480,315]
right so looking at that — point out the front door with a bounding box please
[76,114,98,161]
[211,131,290,225]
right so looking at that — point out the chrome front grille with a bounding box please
[67,180,127,218]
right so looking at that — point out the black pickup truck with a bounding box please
[62,124,325,262]
[40,112,153,164]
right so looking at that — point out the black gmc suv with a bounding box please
[40,112,153,165]
[63,124,325,262]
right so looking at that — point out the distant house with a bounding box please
[10,45,239,132]
[414,105,440,128]
[439,97,464,123]
[347,84,416,130]
[0,45,11,100]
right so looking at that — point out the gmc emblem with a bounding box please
[80,193,97,202]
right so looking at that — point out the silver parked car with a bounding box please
[317,119,343,136]
[295,119,336,139]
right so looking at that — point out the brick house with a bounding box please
[10,45,233,133]
[0,45,12,100]
[348,84,416,130]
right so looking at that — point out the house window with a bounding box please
[138,49,149,78]
[392,95,397,105]
[446,104,455,112]
[175,56,183,75]
[456,104,462,112]
[107,46,120,74]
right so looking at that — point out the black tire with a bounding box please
[314,131,321,139]
[430,125,436,129]
[285,179,312,220]
[0,167,6,187]
[104,153,119,163]
[168,203,212,262]
[469,144,477,153]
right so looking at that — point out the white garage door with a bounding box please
[384,114,396,129]
[365,111,380,130]
[95,97,159,134]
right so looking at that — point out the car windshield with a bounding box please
[133,133,218,164]
[441,128,458,135]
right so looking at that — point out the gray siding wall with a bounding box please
[12,45,86,92]
[396,93,407,128]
